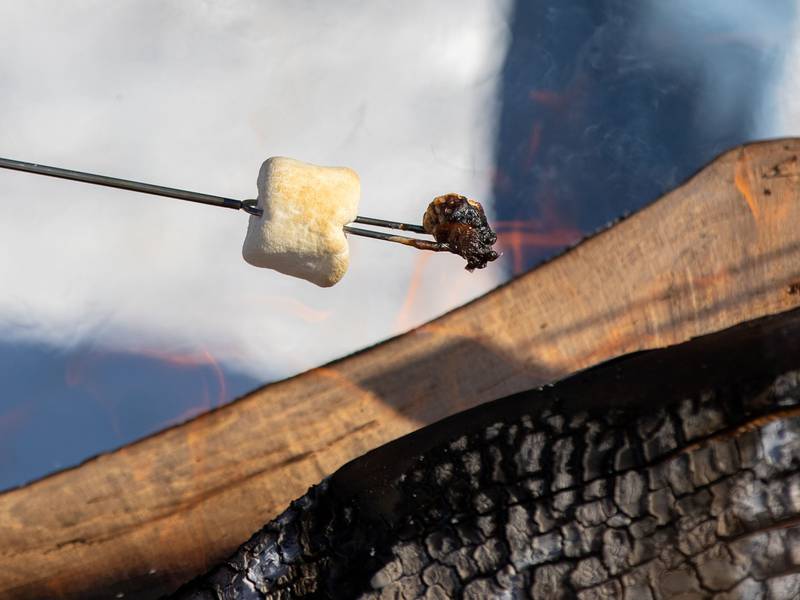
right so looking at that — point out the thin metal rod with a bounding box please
[353,216,425,234]
[0,156,251,212]
[344,225,448,252]
[0,157,436,242]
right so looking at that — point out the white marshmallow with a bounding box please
[242,157,360,287]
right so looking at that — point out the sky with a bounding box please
[0,0,798,489]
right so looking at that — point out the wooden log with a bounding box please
[169,307,800,599]
[1,139,800,599]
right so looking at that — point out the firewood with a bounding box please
[171,309,800,599]
[1,139,800,599]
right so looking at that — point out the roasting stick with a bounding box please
[0,156,447,252]
[0,155,500,286]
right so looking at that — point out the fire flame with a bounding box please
[313,366,375,404]
[395,253,432,331]
[734,151,760,221]
[529,89,568,109]
[138,348,228,423]
[64,346,229,434]
[524,122,543,169]
[494,220,583,275]
[528,76,586,112]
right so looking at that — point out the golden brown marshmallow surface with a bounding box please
[242,157,360,287]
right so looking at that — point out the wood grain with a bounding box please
[2,139,800,599]
[170,307,800,599]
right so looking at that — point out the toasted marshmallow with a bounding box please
[242,157,360,287]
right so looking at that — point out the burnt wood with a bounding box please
[2,139,800,599]
[170,308,800,599]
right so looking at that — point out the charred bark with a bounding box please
[169,309,800,599]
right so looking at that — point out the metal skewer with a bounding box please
[352,216,425,234]
[0,156,449,252]
[342,225,446,251]
[0,156,259,214]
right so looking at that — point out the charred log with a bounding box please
[3,140,800,599]
[169,308,800,599]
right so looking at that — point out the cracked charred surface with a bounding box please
[170,309,800,599]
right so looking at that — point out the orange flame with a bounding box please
[312,366,375,402]
[528,76,586,112]
[137,347,228,419]
[416,321,475,345]
[65,346,229,435]
[734,151,759,221]
[395,253,432,331]
[524,122,543,169]
[529,89,567,109]
[136,348,220,368]
[494,220,583,275]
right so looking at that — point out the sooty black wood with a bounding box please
[169,308,800,599]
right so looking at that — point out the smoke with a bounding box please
[638,0,797,137]
[762,11,800,136]
[0,1,512,379]
[492,0,798,274]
